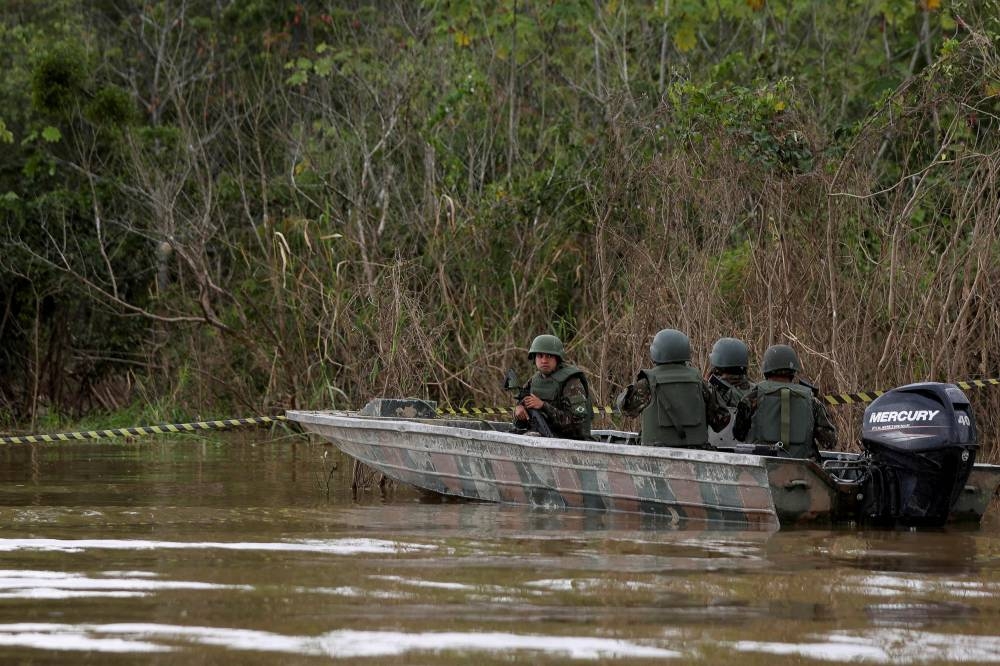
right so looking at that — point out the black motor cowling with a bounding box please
[860,382,977,526]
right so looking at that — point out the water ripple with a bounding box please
[0,623,681,660]
[733,629,1000,663]
[0,538,433,555]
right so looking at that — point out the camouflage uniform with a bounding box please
[705,371,754,448]
[708,372,754,410]
[618,375,731,441]
[514,371,592,441]
[732,383,837,459]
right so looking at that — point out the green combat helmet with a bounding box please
[761,344,801,376]
[528,334,565,360]
[649,329,691,364]
[710,337,749,370]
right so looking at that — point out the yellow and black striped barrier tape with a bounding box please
[4,377,998,444]
[436,377,1000,414]
[821,392,884,406]
[0,416,287,445]
[820,378,1000,406]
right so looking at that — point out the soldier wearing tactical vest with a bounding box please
[513,334,593,440]
[732,344,837,460]
[616,329,730,448]
[705,337,754,448]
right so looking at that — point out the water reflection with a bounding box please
[0,623,683,659]
[0,569,247,599]
[757,529,985,578]
[0,438,998,663]
[864,600,979,625]
[4,621,1000,663]
[819,530,983,575]
[0,537,435,555]
[732,629,1000,663]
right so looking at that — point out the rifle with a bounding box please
[708,373,733,391]
[502,369,555,438]
[798,378,820,397]
[708,373,742,407]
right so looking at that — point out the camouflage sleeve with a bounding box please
[542,376,591,431]
[701,380,732,433]
[512,381,531,428]
[708,384,728,410]
[732,388,758,442]
[618,376,651,418]
[812,398,838,450]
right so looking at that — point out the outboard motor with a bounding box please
[860,382,977,527]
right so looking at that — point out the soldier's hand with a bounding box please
[522,394,544,410]
[514,405,528,421]
[615,384,635,411]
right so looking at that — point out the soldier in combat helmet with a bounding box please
[616,329,730,448]
[705,337,754,447]
[513,334,593,440]
[706,337,754,408]
[732,343,837,460]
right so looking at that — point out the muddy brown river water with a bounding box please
[1,432,1000,664]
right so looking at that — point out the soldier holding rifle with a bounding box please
[511,334,593,441]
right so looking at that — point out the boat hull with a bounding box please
[291,411,788,528]
[287,411,1000,528]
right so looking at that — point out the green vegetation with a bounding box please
[1,1,999,454]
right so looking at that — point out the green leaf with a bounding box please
[673,23,697,53]
[41,126,62,142]
[314,56,334,77]
[0,119,12,144]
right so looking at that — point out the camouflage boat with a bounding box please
[287,383,1000,529]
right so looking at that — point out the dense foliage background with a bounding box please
[1,0,999,455]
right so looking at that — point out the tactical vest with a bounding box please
[639,364,707,447]
[529,365,592,434]
[749,380,814,456]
